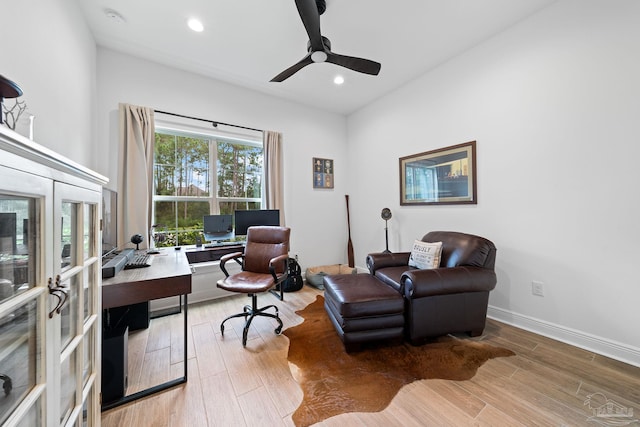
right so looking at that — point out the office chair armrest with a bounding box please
[269,254,290,282]
[219,251,244,277]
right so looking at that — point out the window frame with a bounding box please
[153,122,264,245]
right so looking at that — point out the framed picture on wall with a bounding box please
[313,157,334,189]
[399,141,477,205]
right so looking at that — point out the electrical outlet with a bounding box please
[532,280,544,297]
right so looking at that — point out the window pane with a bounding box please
[0,300,39,425]
[82,327,93,386]
[154,133,177,196]
[217,141,263,199]
[60,276,79,349]
[83,204,94,260]
[219,202,261,217]
[0,197,37,300]
[154,133,210,197]
[83,264,94,321]
[61,202,76,271]
[60,348,77,424]
[15,396,41,427]
[153,201,210,246]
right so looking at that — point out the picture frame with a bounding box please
[313,157,334,189]
[399,141,477,205]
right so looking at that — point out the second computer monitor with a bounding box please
[234,209,280,236]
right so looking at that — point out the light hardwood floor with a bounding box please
[101,285,640,426]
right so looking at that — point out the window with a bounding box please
[152,127,263,246]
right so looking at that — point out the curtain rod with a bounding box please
[154,109,263,133]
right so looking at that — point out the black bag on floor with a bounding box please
[282,257,304,292]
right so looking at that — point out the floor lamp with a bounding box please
[381,208,392,253]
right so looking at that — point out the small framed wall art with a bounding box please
[313,157,334,188]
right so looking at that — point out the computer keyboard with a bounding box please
[124,253,154,269]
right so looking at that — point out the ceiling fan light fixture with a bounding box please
[187,18,204,33]
[311,51,328,63]
[270,0,380,82]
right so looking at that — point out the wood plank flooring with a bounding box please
[101,285,640,426]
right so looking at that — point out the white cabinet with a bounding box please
[0,127,106,426]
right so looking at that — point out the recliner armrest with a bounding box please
[401,267,497,298]
[366,252,411,274]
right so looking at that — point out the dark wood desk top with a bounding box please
[102,247,192,309]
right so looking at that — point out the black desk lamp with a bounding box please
[381,208,392,253]
[0,75,23,125]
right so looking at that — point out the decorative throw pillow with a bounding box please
[408,240,443,269]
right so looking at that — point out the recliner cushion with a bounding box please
[374,266,414,292]
[323,274,404,318]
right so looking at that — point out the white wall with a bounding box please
[2,0,96,167]
[95,48,349,271]
[347,0,640,366]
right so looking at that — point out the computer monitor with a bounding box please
[234,209,280,236]
[203,214,234,241]
[102,188,117,256]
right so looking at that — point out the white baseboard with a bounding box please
[487,305,640,368]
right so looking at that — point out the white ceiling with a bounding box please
[77,0,556,115]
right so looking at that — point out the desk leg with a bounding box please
[101,294,188,411]
[183,294,188,380]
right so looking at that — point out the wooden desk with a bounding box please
[101,247,192,411]
[102,247,192,308]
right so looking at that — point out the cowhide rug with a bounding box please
[283,295,514,426]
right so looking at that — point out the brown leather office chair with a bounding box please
[217,226,290,347]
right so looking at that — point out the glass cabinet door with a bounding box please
[1,128,106,426]
[50,183,101,427]
[0,166,51,427]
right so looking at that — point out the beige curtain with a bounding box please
[263,130,285,225]
[117,103,155,249]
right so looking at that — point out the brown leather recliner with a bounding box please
[366,231,497,345]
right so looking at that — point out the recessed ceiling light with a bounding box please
[334,75,345,85]
[188,18,204,32]
[104,8,125,24]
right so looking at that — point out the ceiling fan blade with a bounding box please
[270,54,314,82]
[326,52,381,76]
[295,0,324,51]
